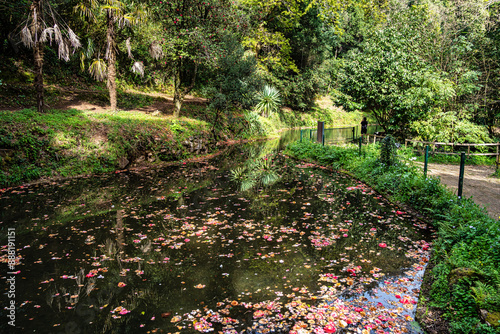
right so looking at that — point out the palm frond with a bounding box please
[240,179,257,192]
[21,26,34,48]
[230,167,247,181]
[89,58,107,81]
[133,5,148,23]
[125,37,132,58]
[40,28,54,44]
[149,41,164,60]
[74,3,97,22]
[58,41,70,61]
[67,28,81,50]
[53,24,63,45]
[260,171,279,186]
[131,61,144,77]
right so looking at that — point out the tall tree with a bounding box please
[75,0,147,110]
[150,0,245,117]
[17,0,81,112]
[339,4,455,137]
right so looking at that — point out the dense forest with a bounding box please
[1,0,499,141]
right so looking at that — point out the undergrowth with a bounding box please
[285,139,500,333]
[0,108,210,187]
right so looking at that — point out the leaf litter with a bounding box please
[0,144,435,333]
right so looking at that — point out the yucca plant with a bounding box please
[254,85,282,117]
[230,157,280,192]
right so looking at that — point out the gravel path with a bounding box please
[417,163,500,220]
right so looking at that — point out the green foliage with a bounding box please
[254,85,282,117]
[280,69,327,112]
[199,36,262,111]
[379,135,397,166]
[411,111,492,144]
[338,5,456,137]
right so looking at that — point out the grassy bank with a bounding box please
[0,108,214,187]
[285,140,500,333]
[0,105,365,187]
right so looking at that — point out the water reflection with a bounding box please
[0,137,433,333]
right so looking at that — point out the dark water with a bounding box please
[0,133,433,334]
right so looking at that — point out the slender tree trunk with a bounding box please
[32,0,44,113]
[173,61,182,117]
[106,13,117,111]
[172,58,198,117]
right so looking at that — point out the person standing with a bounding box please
[361,117,368,135]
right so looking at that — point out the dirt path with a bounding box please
[416,162,500,220]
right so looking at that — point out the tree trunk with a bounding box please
[173,61,182,117]
[106,13,117,111]
[172,58,198,117]
[32,0,44,113]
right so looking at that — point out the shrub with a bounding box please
[380,135,397,166]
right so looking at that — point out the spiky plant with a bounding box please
[254,85,281,117]
[230,157,280,192]
[89,59,107,82]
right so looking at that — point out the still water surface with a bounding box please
[1,132,433,333]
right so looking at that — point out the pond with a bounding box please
[0,134,434,334]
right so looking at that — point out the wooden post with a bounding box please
[317,121,324,144]
[467,145,470,155]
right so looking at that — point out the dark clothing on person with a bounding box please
[361,120,368,134]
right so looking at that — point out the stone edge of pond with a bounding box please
[415,257,451,334]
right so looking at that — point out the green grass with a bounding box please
[0,108,210,187]
[285,139,500,333]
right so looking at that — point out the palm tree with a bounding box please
[75,0,146,110]
[17,0,81,112]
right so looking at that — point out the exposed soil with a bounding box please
[416,162,500,220]
[0,82,208,117]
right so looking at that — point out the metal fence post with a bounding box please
[424,145,429,178]
[300,129,303,142]
[496,142,499,170]
[458,152,466,199]
[322,132,325,146]
[310,129,312,140]
[352,127,355,141]
[359,136,362,154]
